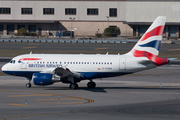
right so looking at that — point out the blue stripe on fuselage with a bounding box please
[2,71,38,79]
[2,71,132,80]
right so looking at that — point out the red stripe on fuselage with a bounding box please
[140,26,164,42]
[132,49,168,66]
[19,58,41,61]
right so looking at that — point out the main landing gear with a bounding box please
[87,81,96,88]
[68,79,96,89]
[69,83,78,89]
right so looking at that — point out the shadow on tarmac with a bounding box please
[41,86,180,93]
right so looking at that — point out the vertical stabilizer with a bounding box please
[126,16,168,66]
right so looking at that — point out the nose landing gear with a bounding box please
[26,83,31,88]
[26,78,32,88]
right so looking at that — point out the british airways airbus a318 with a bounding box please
[2,16,170,89]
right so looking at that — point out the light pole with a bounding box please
[106,16,109,28]
[69,17,75,39]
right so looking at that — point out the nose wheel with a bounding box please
[26,78,32,88]
[26,83,31,88]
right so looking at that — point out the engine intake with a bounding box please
[33,73,61,86]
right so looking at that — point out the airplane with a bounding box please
[1,16,169,89]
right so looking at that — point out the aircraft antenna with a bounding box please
[106,52,109,55]
[30,51,32,54]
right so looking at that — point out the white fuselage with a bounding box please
[2,53,156,81]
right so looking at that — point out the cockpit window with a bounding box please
[9,60,15,64]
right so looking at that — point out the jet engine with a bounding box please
[33,73,61,86]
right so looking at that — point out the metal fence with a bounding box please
[0,39,138,44]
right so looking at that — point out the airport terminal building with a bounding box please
[0,0,180,38]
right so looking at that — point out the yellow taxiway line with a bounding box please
[6,91,94,106]
[35,98,81,101]
[168,48,180,51]
[94,47,108,50]
[8,103,29,106]
[9,94,53,97]
[22,46,37,49]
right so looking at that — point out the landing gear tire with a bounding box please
[87,82,96,88]
[26,83,31,88]
[69,83,78,89]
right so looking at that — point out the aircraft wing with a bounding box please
[40,67,84,78]
[54,67,84,78]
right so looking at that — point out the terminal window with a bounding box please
[21,8,32,14]
[43,8,54,15]
[0,8,10,14]
[109,8,117,17]
[87,9,98,15]
[65,8,76,15]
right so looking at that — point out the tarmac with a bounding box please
[0,64,180,120]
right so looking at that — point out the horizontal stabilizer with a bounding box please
[138,60,154,66]
[168,58,178,61]
[168,60,180,65]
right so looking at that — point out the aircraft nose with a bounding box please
[1,64,8,72]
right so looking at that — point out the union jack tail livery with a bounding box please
[127,16,168,66]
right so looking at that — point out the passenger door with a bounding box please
[20,57,27,69]
[119,58,126,70]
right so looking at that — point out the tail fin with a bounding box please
[127,16,168,66]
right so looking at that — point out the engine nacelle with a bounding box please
[33,73,61,86]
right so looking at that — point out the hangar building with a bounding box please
[0,0,179,38]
